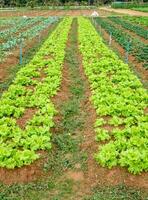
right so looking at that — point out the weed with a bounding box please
[84,184,148,200]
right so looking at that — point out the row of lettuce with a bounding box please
[94,17,148,70]
[0,18,72,169]
[78,18,148,174]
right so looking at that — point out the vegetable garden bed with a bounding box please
[0,16,148,200]
[0,18,72,169]
[79,17,148,175]
[108,16,148,40]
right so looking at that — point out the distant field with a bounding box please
[123,16,148,26]
[111,2,148,10]
[132,7,148,12]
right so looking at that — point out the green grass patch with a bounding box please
[43,18,87,176]
[132,7,148,12]
[84,184,148,200]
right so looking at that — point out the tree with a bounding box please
[90,0,94,5]
[0,0,4,7]
[26,0,37,8]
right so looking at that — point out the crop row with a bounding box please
[111,2,148,9]
[0,18,72,169]
[0,18,17,26]
[1,17,58,52]
[94,17,148,69]
[78,17,148,174]
[123,16,148,27]
[0,17,43,40]
[108,16,148,40]
[132,7,148,12]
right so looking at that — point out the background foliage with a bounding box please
[1,0,147,7]
[1,0,97,7]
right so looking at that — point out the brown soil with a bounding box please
[17,108,37,129]
[94,22,148,86]
[144,107,148,114]
[100,7,148,17]
[52,66,71,105]
[0,153,46,185]
[66,171,84,181]
[51,63,71,135]
[0,9,117,18]
[51,26,72,136]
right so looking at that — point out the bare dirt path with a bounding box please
[0,9,117,17]
[100,7,148,16]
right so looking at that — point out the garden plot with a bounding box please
[0,16,148,200]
